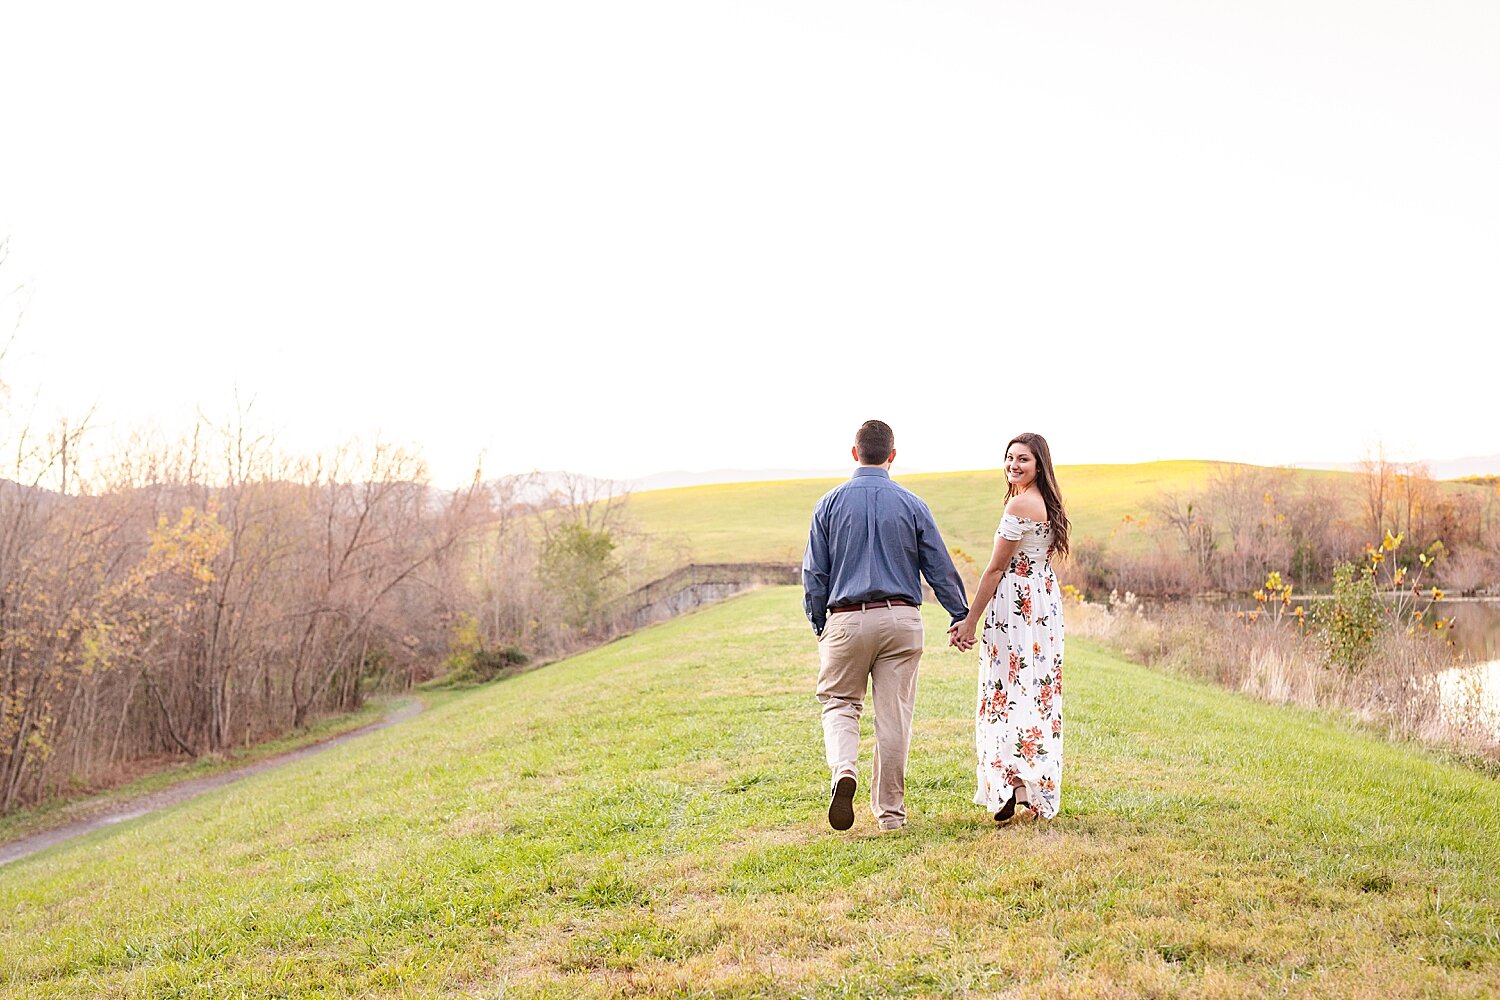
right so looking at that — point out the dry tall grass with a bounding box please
[1069,596,1500,764]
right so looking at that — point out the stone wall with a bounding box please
[610,563,800,632]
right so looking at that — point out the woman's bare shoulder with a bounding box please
[1004,493,1048,521]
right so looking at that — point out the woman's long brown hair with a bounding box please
[1005,432,1070,558]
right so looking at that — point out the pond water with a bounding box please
[1431,599,1500,663]
[1411,599,1500,741]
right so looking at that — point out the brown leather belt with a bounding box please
[827,599,918,614]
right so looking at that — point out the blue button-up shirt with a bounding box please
[802,467,970,635]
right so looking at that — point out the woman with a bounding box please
[949,432,1070,825]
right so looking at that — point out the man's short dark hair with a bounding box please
[855,420,895,465]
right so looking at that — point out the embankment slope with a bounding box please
[3,587,1497,997]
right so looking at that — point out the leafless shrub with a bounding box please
[1103,544,1209,598]
[1439,547,1498,595]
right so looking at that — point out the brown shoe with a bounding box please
[828,773,856,831]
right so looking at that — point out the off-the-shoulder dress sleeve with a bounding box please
[997,513,1027,541]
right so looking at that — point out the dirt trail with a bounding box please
[0,698,424,869]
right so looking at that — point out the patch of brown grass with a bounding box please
[1070,599,1500,764]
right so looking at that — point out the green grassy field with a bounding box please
[623,461,1248,572]
[4,587,1497,998]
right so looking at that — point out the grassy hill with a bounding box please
[624,460,1261,571]
[4,587,1497,997]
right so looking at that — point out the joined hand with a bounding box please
[948,620,977,652]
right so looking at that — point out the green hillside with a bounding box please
[4,588,1497,997]
[624,461,1240,569]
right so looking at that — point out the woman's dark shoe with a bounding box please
[994,793,1016,824]
[828,773,857,831]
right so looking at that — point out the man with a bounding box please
[803,420,970,832]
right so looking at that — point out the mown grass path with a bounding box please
[3,587,1497,998]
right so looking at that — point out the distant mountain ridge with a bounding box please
[1291,453,1500,480]
[625,468,877,492]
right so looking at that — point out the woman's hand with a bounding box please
[949,618,978,651]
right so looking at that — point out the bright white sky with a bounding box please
[2,1,1496,486]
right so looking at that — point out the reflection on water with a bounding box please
[1437,599,1500,663]
[1431,601,1500,740]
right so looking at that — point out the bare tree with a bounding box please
[1146,491,1216,582]
[1202,464,1293,592]
[1359,445,1395,540]
[531,471,629,537]
[0,412,117,808]
[282,445,481,727]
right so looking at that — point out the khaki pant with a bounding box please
[816,604,924,829]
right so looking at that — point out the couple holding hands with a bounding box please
[803,420,1069,832]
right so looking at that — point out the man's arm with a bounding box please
[915,504,969,626]
[802,503,832,636]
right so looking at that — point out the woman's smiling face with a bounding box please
[1005,444,1036,489]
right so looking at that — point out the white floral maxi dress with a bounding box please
[975,513,1064,819]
